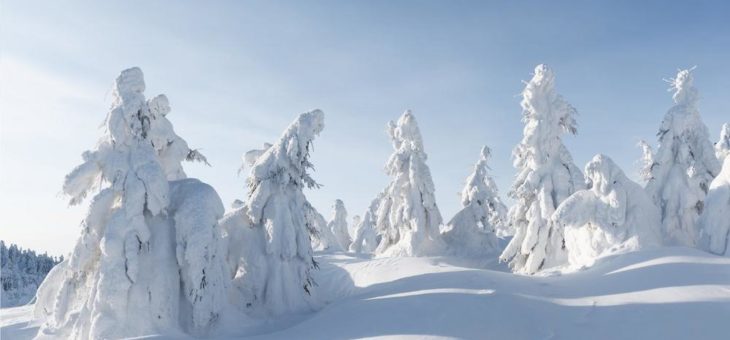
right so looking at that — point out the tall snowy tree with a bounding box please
[374,110,444,257]
[698,157,730,256]
[328,199,351,251]
[716,123,730,161]
[350,194,384,254]
[222,110,324,315]
[499,64,585,274]
[442,146,507,257]
[643,68,721,247]
[33,68,227,339]
[553,154,661,269]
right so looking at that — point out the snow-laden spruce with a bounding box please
[222,110,324,315]
[553,154,661,269]
[329,199,351,251]
[500,64,585,274]
[373,110,445,257]
[33,68,227,339]
[309,204,340,251]
[442,146,506,257]
[643,69,721,247]
[350,194,384,254]
[698,157,730,256]
[716,123,730,161]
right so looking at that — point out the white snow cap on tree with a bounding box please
[374,110,445,257]
[350,194,384,254]
[698,157,730,256]
[328,199,351,251]
[554,154,661,269]
[34,68,227,339]
[225,109,324,315]
[716,123,730,161]
[500,64,585,274]
[442,146,506,257]
[644,68,721,247]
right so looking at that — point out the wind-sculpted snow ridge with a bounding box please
[553,154,661,269]
[33,68,226,339]
[223,110,324,316]
[443,146,506,257]
[329,199,352,251]
[500,64,585,275]
[350,194,384,254]
[643,68,721,247]
[374,110,445,257]
[716,123,730,161]
[699,157,730,256]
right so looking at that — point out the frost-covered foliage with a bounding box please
[33,68,227,339]
[350,195,383,254]
[0,241,62,307]
[374,110,444,257]
[716,123,730,161]
[698,158,730,256]
[328,199,351,251]
[442,146,506,257]
[500,65,585,275]
[553,155,661,269]
[643,69,721,247]
[308,203,339,251]
[224,110,324,316]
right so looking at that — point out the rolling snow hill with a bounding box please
[2,247,729,339]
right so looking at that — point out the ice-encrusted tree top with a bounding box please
[500,64,585,274]
[716,123,730,161]
[644,68,721,246]
[374,110,444,257]
[459,146,508,232]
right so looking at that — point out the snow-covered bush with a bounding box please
[350,195,383,254]
[0,241,62,307]
[223,110,324,315]
[328,199,351,251]
[374,110,445,257]
[500,64,585,274]
[698,157,730,256]
[553,154,661,269]
[442,146,506,257]
[33,68,227,339]
[716,123,730,161]
[643,68,721,247]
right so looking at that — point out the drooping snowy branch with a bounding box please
[500,64,585,274]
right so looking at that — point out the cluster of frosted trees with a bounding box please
[1,241,62,307]
[32,65,729,338]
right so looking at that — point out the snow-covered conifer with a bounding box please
[442,146,506,257]
[499,65,585,274]
[716,123,730,161]
[374,110,444,257]
[223,110,324,315]
[644,69,721,246]
[350,195,384,254]
[554,154,661,268]
[308,203,339,251]
[698,157,730,256]
[328,199,351,251]
[33,68,227,339]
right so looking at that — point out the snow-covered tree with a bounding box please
[328,199,351,251]
[553,154,661,269]
[698,157,730,256]
[0,242,61,307]
[643,68,721,247]
[374,110,444,257]
[442,146,507,257]
[500,64,585,274]
[350,195,384,254]
[308,203,339,252]
[33,68,227,339]
[222,110,324,315]
[716,123,730,161]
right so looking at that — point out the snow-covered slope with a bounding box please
[3,247,729,339]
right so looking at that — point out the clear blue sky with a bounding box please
[1,0,728,256]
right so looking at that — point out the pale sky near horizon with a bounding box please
[1,1,729,256]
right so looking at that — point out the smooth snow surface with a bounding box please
[3,247,730,339]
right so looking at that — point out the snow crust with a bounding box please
[500,64,585,274]
[374,110,445,257]
[554,154,662,269]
